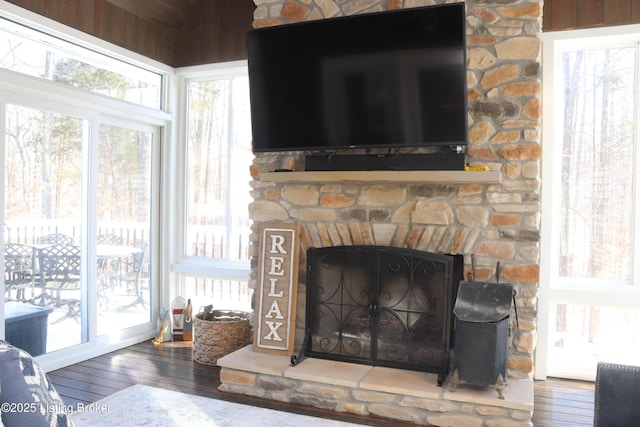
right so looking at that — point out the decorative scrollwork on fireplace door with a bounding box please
[305,245,458,382]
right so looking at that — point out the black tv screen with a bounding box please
[247,4,468,153]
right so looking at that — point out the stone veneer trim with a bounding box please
[218,346,534,427]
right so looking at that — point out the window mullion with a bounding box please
[632,41,640,288]
[224,78,235,260]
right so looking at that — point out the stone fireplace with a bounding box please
[219,1,541,426]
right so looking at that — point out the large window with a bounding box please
[539,26,640,380]
[1,4,253,370]
[175,64,253,312]
[0,17,162,108]
[185,76,252,261]
[1,6,169,371]
[557,45,635,282]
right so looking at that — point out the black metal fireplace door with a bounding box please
[294,245,457,385]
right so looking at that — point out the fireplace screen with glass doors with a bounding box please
[303,245,462,385]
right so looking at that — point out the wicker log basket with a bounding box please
[193,307,252,365]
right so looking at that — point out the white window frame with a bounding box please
[0,0,252,369]
[171,62,251,283]
[0,2,174,371]
[0,2,172,111]
[538,24,640,380]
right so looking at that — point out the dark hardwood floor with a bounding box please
[48,341,595,426]
[533,377,595,426]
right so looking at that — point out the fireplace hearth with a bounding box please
[293,245,463,385]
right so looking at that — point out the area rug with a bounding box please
[69,384,366,427]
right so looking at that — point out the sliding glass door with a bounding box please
[4,104,87,353]
[3,99,159,360]
[96,123,153,336]
[0,9,167,369]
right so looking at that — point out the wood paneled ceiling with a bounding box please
[6,0,254,66]
[105,0,201,27]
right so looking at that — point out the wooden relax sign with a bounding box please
[254,224,301,355]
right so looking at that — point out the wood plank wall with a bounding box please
[544,0,640,31]
[4,0,254,67]
[175,0,254,67]
[6,0,640,65]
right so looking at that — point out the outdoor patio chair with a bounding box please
[38,244,82,323]
[36,233,74,245]
[96,233,125,293]
[117,244,150,311]
[3,243,36,301]
[96,233,123,245]
[129,244,150,294]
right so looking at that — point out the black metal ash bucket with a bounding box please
[450,280,515,399]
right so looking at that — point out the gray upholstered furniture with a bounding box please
[0,340,73,427]
[594,361,640,427]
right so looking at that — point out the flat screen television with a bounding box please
[247,3,468,153]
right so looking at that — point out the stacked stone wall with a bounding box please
[248,0,542,378]
[220,369,533,426]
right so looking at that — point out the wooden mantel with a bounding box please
[259,170,501,184]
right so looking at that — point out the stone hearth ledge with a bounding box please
[217,346,533,427]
